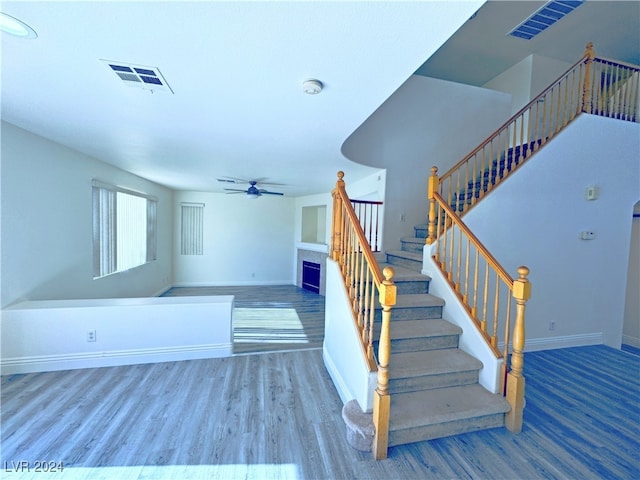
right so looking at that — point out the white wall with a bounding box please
[483,55,533,115]
[0,122,173,308]
[341,75,512,252]
[173,190,295,286]
[463,115,640,350]
[1,296,234,374]
[323,258,377,411]
[294,169,385,248]
[484,54,572,114]
[623,202,640,347]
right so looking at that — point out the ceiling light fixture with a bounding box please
[302,79,323,95]
[0,12,37,39]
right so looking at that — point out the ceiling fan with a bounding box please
[224,180,284,199]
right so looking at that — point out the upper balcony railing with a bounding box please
[439,43,639,217]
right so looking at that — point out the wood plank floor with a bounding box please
[162,286,326,355]
[1,345,638,479]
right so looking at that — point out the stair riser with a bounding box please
[389,369,479,394]
[375,305,442,321]
[386,255,422,272]
[351,279,429,295]
[400,240,424,253]
[394,280,430,295]
[414,227,427,239]
[389,335,459,353]
[388,414,505,447]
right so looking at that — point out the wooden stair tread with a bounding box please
[390,349,482,378]
[390,384,510,430]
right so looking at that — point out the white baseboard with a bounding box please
[1,343,232,375]
[171,281,294,287]
[322,344,350,406]
[152,284,174,297]
[524,332,603,352]
[622,334,640,348]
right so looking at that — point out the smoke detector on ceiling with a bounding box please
[302,79,323,95]
[101,60,174,94]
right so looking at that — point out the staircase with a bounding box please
[329,44,638,459]
[450,141,542,212]
[377,224,510,447]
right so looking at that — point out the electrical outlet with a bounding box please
[87,330,97,342]
[400,213,406,222]
[549,321,555,331]
[580,231,596,240]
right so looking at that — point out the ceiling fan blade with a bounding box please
[224,188,247,193]
[260,190,284,196]
[218,176,251,184]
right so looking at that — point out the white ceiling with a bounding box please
[2,1,638,197]
[417,0,640,86]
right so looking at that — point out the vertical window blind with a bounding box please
[181,203,204,255]
[92,180,157,278]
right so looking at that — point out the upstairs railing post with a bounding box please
[505,266,531,433]
[373,266,396,460]
[426,166,439,245]
[331,171,345,262]
[582,42,595,113]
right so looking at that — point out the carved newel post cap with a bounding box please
[382,266,394,283]
[517,266,530,279]
[337,171,344,181]
[513,266,531,301]
[430,166,438,175]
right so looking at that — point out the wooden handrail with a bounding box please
[438,43,639,218]
[351,199,384,205]
[440,50,592,186]
[423,43,638,441]
[427,169,531,431]
[434,192,513,286]
[334,183,384,287]
[594,56,640,70]
[331,171,396,460]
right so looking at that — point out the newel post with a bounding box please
[331,171,345,262]
[505,266,531,433]
[373,266,396,460]
[582,42,595,113]
[426,166,439,245]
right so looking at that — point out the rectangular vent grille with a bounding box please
[507,1,584,40]
[101,60,174,93]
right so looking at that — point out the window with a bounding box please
[92,180,157,278]
[180,203,204,255]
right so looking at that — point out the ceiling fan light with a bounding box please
[246,192,259,199]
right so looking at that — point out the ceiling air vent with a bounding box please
[101,60,174,93]
[507,1,584,40]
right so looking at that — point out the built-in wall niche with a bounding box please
[301,205,327,244]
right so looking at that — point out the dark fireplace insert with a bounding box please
[302,261,321,294]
